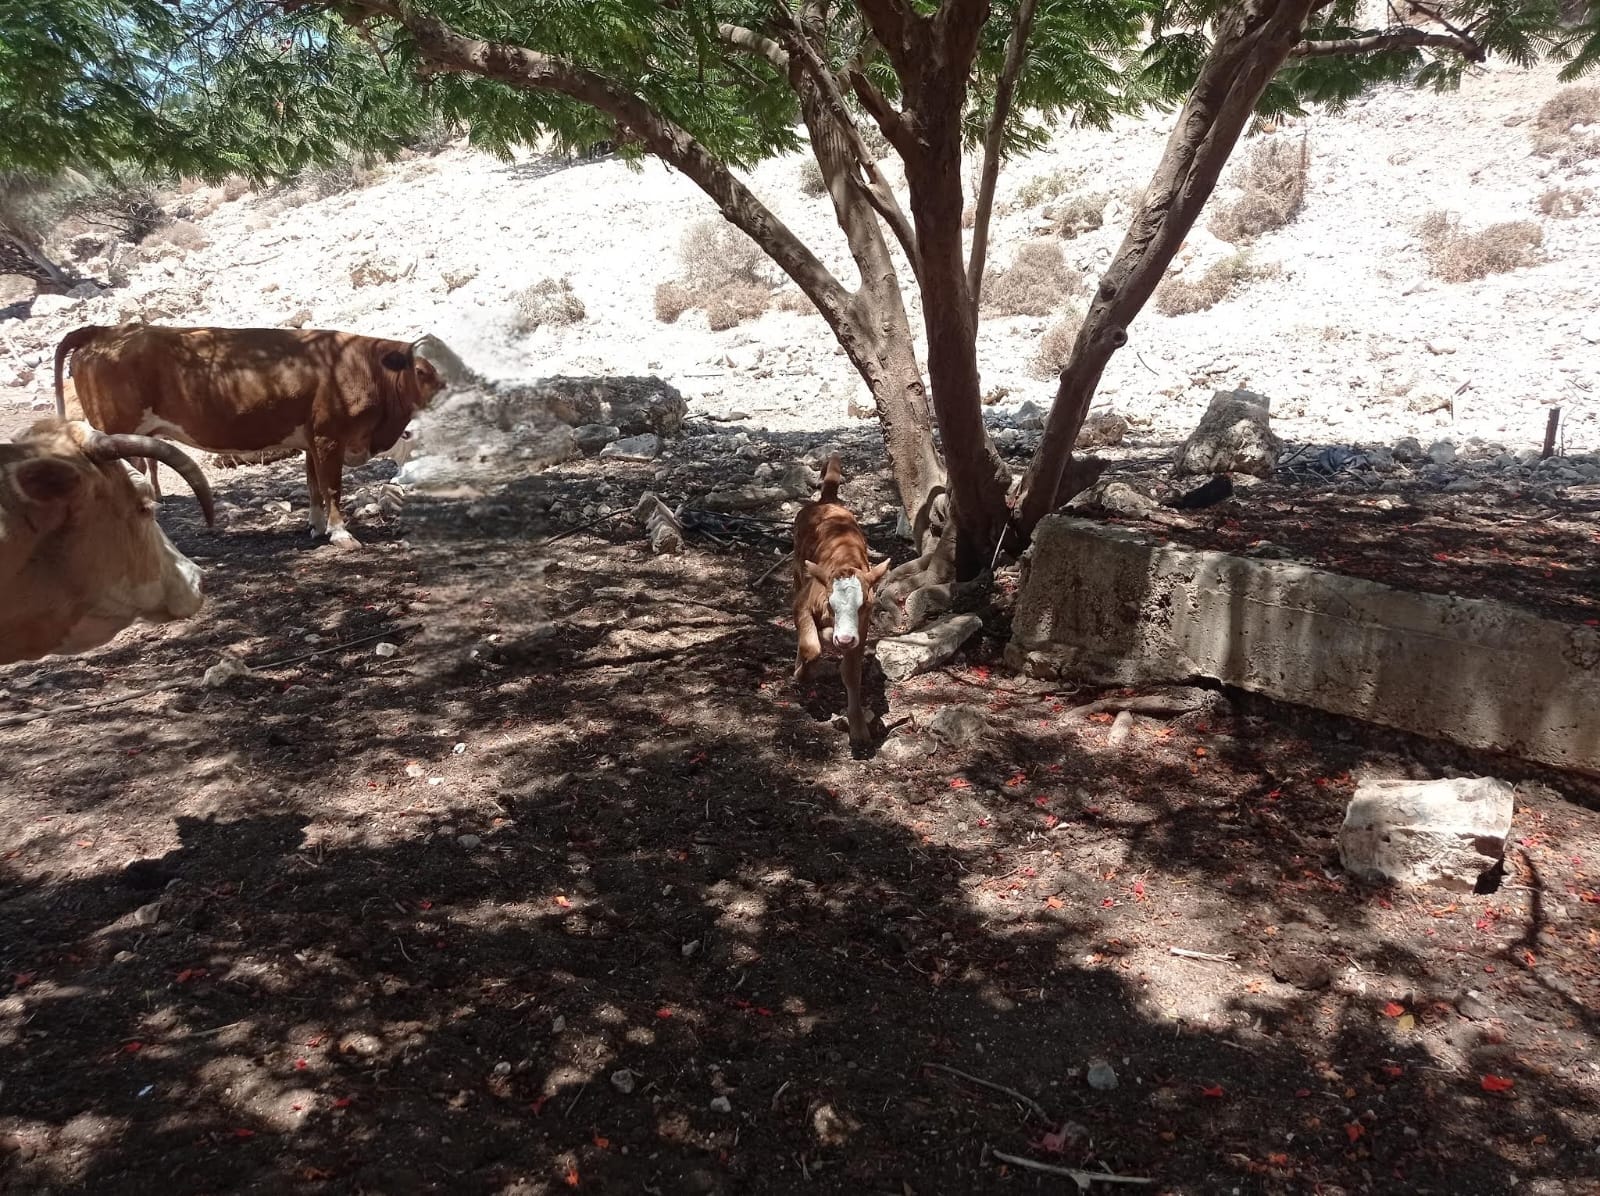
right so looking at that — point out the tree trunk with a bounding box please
[786,39,947,547]
[892,1,1013,581]
[1016,0,1320,536]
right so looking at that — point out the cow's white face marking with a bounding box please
[57,534,204,652]
[828,575,865,649]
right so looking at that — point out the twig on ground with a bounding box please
[755,551,792,586]
[989,1149,1154,1189]
[1168,947,1236,963]
[565,1079,590,1118]
[923,1062,1049,1122]
[543,508,628,545]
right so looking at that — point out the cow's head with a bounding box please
[804,557,891,651]
[1,421,213,665]
[371,343,446,455]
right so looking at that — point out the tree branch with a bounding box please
[967,0,1037,320]
[854,0,917,74]
[716,22,790,71]
[1289,25,1485,62]
[843,64,914,155]
[331,0,854,324]
[775,4,921,277]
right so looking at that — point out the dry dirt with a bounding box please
[3,442,1600,1195]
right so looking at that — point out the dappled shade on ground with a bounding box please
[2,443,1599,1194]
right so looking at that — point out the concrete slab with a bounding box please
[1005,516,1600,776]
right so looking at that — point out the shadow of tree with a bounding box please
[2,437,1598,1193]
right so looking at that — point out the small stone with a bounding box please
[453,742,466,754]
[573,423,620,454]
[405,762,425,778]
[1087,1060,1118,1091]
[1392,437,1423,462]
[201,656,252,688]
[1456,990,1493,1021]
[493,1061,512,1077]
[1426,440,1457,466]
[1076,410,1129,449]
[457,834,482,850]
[552,1015,567,1033]
[1171,389,1281,479]
[1106,709,1135,747]
[600,432,664,461]
[1426,337,1462,355]
[709,1096,733,1114]
[929,703,988,747]
[610,1068,637,1094]
[682,939,701,958]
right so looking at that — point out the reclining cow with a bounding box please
[2,419,213,666]
[56,323,444,548]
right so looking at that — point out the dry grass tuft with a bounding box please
[1208,136,1308,242]
[1537,185,1593,218]
[1153,252,1267,316]
[1536,85,1600,132]
[981,241,1079,317]
[510,277,586,333]
[1015,167,1075,210]
[1051,192,1109,240]
[705,281,771,331]
[1029,310,1084,380]
[798,159,828,199]
[654,281,694,324]
[143,218,208,252]
[1418,212,1543,283]
[773,288,817,315]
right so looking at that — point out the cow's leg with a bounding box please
[304,449,327,539]
[794,608,822,681]
[842,644,870,748]
[312,435,359,549]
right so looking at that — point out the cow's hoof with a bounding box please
[329,528,361,550]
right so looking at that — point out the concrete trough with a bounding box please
[1005,516,1600,776]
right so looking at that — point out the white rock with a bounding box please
[201,656,252,688]
[29,293,81,317]
[709,1096,733,1114]
[457,834,482,849]
[1426,440,1457,465]
[1338,776,1515,890]
[374,641,400,657]
[610,1068,637,1094]
[876,614,983,682]
[599,432,663,460]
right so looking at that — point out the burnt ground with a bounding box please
[3,429,1600,1196]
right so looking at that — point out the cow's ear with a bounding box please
[804,559,827,581]
[380,349,412,372]
[11,457,83,506]
[866,558,891,587]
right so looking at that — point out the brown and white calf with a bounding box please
[792,454,889,749]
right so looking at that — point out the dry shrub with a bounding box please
[221,175,250,202]
[798,159,828,198]
[1153,252,1264,316]
[981,241,1078,317]
[1029,310,1083,380]
[654,281,694,323]
[143,218,208,252]
[704,280,770,331]
[510,277,586,333]
[961,203,976,229]
[679,218,766,289]
[1419,212,1543,282]
[1536,85,1600,132]
[1538,185,1593,217]
[1051,192,1109,240]
[1208,136,1307,242]
[301,158,376,199]
[1015,167,1074,210]
[773,288,816,315]
[442,265,477,292]
[1530,127,1600,165]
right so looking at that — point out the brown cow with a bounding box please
[56,323,444,548]
[2,419,213,666]
[792,454,890,750]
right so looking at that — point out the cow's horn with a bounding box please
[83,433,216,527]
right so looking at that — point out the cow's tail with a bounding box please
[818,453,843,505]
[54,326,104,418]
